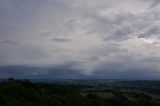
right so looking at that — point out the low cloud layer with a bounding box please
[0,0,160,79]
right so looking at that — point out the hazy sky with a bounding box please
[0,0,160,79]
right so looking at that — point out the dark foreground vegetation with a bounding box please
[0,78,160,106]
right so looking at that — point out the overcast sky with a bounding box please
[0,0,160,79]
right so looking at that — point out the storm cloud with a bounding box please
[0,0,160,79]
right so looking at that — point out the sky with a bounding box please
[0,0,160,79]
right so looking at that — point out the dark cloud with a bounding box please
[0,65,159,80]
[138,24,160,38]
[51,38,71,42]
[93,68,160,80]
[148,0,160,8]
[0,40,18,45]
[0,64,85,79]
